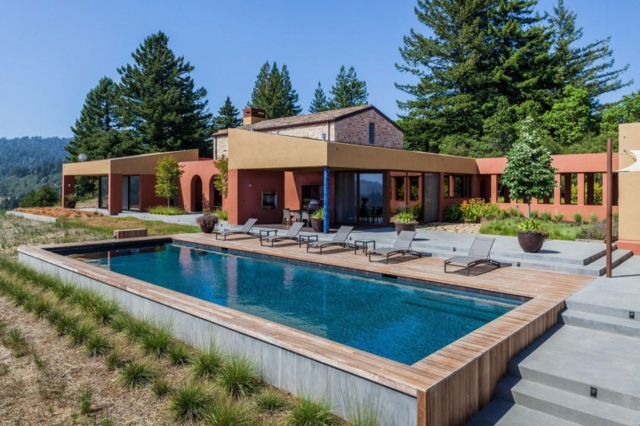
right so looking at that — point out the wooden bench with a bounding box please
[113,229,148,239]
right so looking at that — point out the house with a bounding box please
[61,106,640,254]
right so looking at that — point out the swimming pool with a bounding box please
[70,242,521,365]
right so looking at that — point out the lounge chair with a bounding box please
[215,218,259,240]
[306,226,354,254]
[368,231,422,264]
[444,236,500,276]
[260,222,305,247]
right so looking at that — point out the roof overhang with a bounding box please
[62,150,199,176]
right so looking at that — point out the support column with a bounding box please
[62,175,75,208]
[490,175,498,203]
[323,166,330,234]
[577,173,585,207]
[553,174,561,205]
[108,173,123,215]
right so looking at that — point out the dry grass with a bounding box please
[58,216,199,237]
[14,207,104,218]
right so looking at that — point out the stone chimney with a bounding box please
[243,107,266,126]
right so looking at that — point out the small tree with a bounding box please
[155,157,184,207]
[501,118,557,218]
[213,156,228,198]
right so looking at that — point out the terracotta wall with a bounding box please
[61,175,75,207]
[177,159,222,212]
[227,169,285,225]
[107,174,123,215]
[283,172,324,211]
[139,174,166,211]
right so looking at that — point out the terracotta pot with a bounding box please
[395,222,417,235]
[199,223,215,234]
[517,232,545,253]
[310,218,324,233]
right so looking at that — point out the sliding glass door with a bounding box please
[335,172,384,225]
[122,176,140,211]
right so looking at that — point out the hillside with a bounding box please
[0,136,69,209]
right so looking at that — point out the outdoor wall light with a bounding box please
[248,183,252,188]
[590,387,598,398]
[630,311,636,319]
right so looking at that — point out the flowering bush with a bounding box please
[395,202,422,220]
[444,203,463,221]
[459,198,502,223]
[196,213,219,229]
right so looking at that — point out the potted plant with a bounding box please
[501,118,557,252]
[65,193,78,209]
[394,211,418,235]
[310,208,324,233]
[517,218,548,253]
[196,212,219,234]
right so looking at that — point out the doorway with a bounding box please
[423,173,439,222]
[122,176,140,211]
[192,176,203,212]
[335,172,384,225]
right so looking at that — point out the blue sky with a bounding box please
[1,0,638,138]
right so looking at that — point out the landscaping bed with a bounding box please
[14,207,104,218]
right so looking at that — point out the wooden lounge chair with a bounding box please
[368,231,422,264]
[215,218,259,240]
[306,226,354,254]
[260,222,305,247]
[444,236,500,276]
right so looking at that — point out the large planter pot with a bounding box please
[395,222,418,235]
[65,201,76,209]
[310,218,324,233]
[199,223,215,234]
[517,232,545,253]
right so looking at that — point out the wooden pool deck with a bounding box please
[172,233,593,426]
[22,233,593,426]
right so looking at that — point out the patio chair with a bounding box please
[215,218,259,241]
[307,226,354,254]
[292,210,302,224]
[282,209,291,226]
[368,231,422,264]
[444,236,500,276]
[260,222,305,247]
[301,211,310,227]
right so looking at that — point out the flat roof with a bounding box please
[62,150,199,176]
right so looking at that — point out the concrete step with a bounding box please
[467,398,580,426]
[587,249,634,275]
[499,249,633,276]
[567,276,640,320]
[509,325,640,410]
[561,310,640,338]
[497,376,640,426]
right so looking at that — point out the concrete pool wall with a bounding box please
[18,236,593,425]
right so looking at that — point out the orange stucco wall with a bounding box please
[62,175,75,208]
[139,174,166,211]
[177,159,222,213]
[283,172,324,211]
[227,169,285,225]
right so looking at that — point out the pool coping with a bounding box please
[18,234,594,425]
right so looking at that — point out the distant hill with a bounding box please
[0,136,69,209]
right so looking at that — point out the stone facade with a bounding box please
[266,122,335,141]
[214,135,229,159]
[334,109,403,149]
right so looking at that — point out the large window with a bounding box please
[409,176,420,201]
[444,174,471,198]
[394,176,405,201]
[335,172,384,224]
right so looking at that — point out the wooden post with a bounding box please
[606,138,613,278]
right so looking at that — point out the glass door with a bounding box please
[335,172,357,223]
[423,173,439,222]
[98,176,109,209]
[129,176,140,210]
[358,173,383,224]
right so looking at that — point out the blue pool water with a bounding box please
[79,243,521,365]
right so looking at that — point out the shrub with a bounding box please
[459,198,489,223]
[444,203,463,221]
[205,398,253,426]
[19,185,59,208]
[288,396,334,426]
[85,333,111,357]
[169,383,214,422]
[123,317,153,343]
[109,313,129,332]
[193,343,225,380]
[53,283,76,300]
[589,213,599,223]
[120,361,157,388]
[79,386,92,416]
[579,222,607,240]
[214,209,228,220]
[196,213,219,229]
[5,328,30,358]
[148,205,187,215]
[573,212,583,224]
[152,378,173,398]
[516,218,548,236]
[168,344,192,366]
[508,207,521,218]
[540,211,552,221]
[69,322,96,347]
[530,210,539,219]
[310,208,324,220]
[140,324,174,357]
[53,312,79,336]
[105,346,125,371]
[32,298,53,319]
[394,211,416,224]
[255,389,287,413]
[217,355,260,398]
[92,299,119,325]
[554,213,565,222]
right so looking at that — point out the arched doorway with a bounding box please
[191,175,203,212]
[209,178,222,210]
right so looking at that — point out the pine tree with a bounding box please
[66,77,134,162]
[213,96,242,131]
[549,0,631,100]
[309,82,330,113]
[248,61,301,119]
[330,66,368,109]
[117,31,213,156]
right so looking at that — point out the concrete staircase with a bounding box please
[467,264,640,426]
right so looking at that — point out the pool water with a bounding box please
[80,243,521,365]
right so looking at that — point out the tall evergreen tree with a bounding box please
[66,77,134,162]
[549,0,631,100]
[330,66,368,109]
[213,96,242,131]
[309,82,330,113]
[117,31,213,156]
[248,61,301,119]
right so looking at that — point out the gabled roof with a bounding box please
[213,104,403,136]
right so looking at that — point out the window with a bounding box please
[444,174,471,198]
[394,176,405,201]
[409,176,420,201]
[368,122,375,145]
